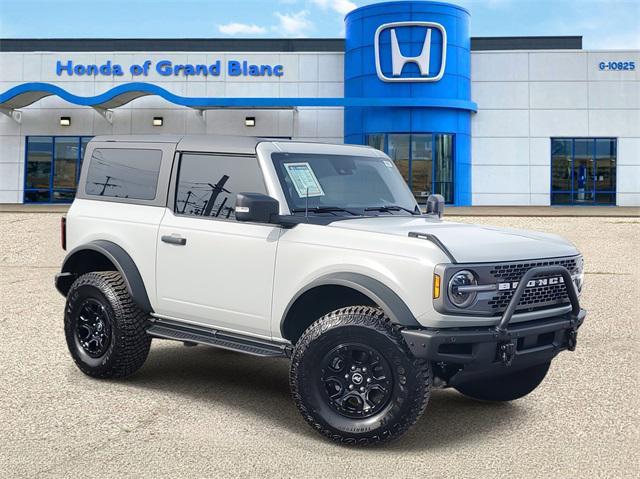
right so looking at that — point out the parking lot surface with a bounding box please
[0,213,638,478]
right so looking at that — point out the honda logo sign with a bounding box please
[374,21,447,82]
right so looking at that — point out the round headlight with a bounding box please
[448,270,477,308]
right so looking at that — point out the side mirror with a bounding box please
[426,194,445,218]
[235,193,280,224]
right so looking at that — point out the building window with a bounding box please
[24,136,93,203]
[366,133,454,204]
[551,138,616,205]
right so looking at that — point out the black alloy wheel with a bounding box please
[75,298,112,358]
[320,343,393,419]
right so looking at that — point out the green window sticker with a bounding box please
[283,162,325,198]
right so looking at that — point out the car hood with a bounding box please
[329,216,579,263]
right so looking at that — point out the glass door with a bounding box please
[551,138,616,205]
[572,139,595,203]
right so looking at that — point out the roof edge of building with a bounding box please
[0,36,582,52]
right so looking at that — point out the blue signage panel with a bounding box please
[55,59,284,78]
[344,1,474,205]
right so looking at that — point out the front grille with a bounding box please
[489,257,579,282]
[487,257,582,313]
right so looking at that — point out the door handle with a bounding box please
[161,234,187,246]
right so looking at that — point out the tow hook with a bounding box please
[498,341,516,367]
[567,328,578,351]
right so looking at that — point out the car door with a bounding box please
[155,152,280,339]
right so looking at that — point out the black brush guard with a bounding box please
[402,265,586,369]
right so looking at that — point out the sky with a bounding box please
[0,0,638,50]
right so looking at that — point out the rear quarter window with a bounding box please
[85,148,162,200]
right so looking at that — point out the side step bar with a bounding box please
[147,319,292,358]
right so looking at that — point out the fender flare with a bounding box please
[280,272,421,336]
[57,240,153,313]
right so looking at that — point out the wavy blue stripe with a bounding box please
[0,82,477,111]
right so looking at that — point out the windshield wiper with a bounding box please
[364,205,420,215]
[291,206,360,216]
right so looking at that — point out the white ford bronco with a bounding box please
[56,135,586,445]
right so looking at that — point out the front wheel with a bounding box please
[455,362,551,402]
[290,306,431,445]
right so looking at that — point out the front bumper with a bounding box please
[402,309,584,368]
[402,264,586,381]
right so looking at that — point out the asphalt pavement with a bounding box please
[0,213,638,478]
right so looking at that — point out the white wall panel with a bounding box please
[530,193,550,206]
[529,52,587,81]
[473,165,530,193]
[589,81,640,109]
[318,82,344,97]
[529,81,588,109]
[617,165,640,193]
[295,108,318,137]
[0,190,20,203]
[316,109,343,138]
[617,138,640,166]
[0,163,21,191]
[318,54,344,82]
[225,82,279,97]
[588,110,640,137]
[472,193,531,205]
[279,82,299,97]
[530,165,551,194]
[472,137,530,165]
[298,55,319,81]
[530,110,588,137]
[0,136,21,163]
[22,54,41,81]
[472,109,529,137]
[0,54,24,82]
[185,82,207,97]
[111,109,133,135]
[472,81,528,109]
[471,53,528,81]
[529,137,551,166]
[617,193,640,207]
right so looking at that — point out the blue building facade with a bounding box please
[344,1,475,205]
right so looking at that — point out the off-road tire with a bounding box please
[290,306,431,446]
[455,362,551,401]
[64,271,151,378]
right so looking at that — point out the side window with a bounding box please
[175,153,266,219]
[85,148,162,200]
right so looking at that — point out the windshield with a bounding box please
[271,152,419,216]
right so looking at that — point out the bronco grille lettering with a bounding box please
[498,276,564,292]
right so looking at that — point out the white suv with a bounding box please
[56,135,586,445]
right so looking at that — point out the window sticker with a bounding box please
[283,162,325,198]
[383,160,394,168]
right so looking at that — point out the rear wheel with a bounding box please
[64,271,151,378]
[290,306,431,445]
[455,362,551,401]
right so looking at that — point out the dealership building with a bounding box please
[0,1,638,206]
